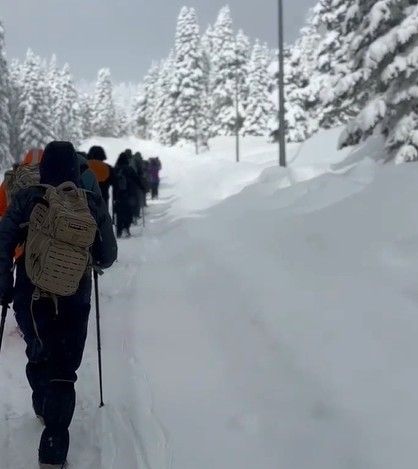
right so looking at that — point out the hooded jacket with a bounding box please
[0,142,117,300]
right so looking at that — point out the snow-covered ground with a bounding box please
[2,129,418,469]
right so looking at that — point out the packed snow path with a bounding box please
[1,131,418,468]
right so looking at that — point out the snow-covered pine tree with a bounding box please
[0,20,12,167]
[235,29,251,133]
[338,1,418,162]
[210,5,237,136]
[132,87,147,139]
[79,94,93,140]
[202,25,215,59]
[55,63,82,145]
[281,22,322,142]
[311,0,361,128]
[8,59,25,162]
[153,52,177,145]
[115,106,130,138]
[132,63,159,139]
[20,49,54,150]
[242,41,275,136]
[269,45,306,143]
[47,55,62,135]
[172,7,209,149]
[92,68,117,137]
[201,24,215,93]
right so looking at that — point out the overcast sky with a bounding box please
[1,0,316,83]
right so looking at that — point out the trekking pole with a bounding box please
[93,270,105,408]
[142,197,146,229]
[0,304,9,354]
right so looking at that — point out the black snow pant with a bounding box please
[132,189,143,219]
[13,261,91,465]
[115,198,133,237]
[151,182,159,199]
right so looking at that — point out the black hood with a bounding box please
[40,141,81,187]
[116,152,130,167]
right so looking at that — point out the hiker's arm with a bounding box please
[0,193,26,297]
[92,197,118,269]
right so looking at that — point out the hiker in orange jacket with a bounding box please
[0,149,44,259]
[0,148,44,218]
[86,146,114,210]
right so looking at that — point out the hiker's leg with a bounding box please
[116,209,123,237]
[26,361,49,417]
[39,285,91,465]
[125,206,134,234]
[14,262,50,417]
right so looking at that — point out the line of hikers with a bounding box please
[0,141,161,468]
[81,146,162,238]
[0,145,163,239]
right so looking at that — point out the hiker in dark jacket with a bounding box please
[86,146,115,210]
[130,151,148,222]
[149,157,162,199]
[142,158,150,207]
[114,151,144,238]
[0,141,117,467]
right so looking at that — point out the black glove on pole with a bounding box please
[0,304,9,354]
[94,270,105,408]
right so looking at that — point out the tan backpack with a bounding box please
[4,164,41,205]
[25,182,98,297]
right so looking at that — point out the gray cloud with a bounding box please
[1,0,316,82]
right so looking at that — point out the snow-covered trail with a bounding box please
[109,185,367,469]
[2,130,418,469]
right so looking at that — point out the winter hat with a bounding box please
[40,141,81,187]
[87,146,107,161]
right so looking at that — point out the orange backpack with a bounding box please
[88,160,110,183]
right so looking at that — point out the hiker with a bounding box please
[142,158,150,207]
[149,157,162,200]
[0,141,117,468]
[114,151,145,238]
[0,148,43,218]
[86,146,114,210]
[130,151,148,222]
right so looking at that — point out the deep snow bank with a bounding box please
[122,131,416,469]
[81,129,355,220]
[87,128,418,469]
